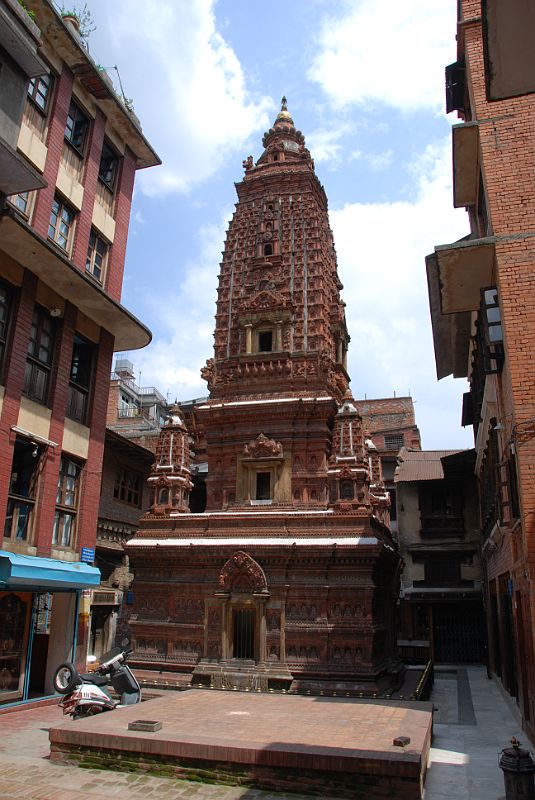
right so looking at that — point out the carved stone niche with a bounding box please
[238,308,292,356]
[237,434,290,505]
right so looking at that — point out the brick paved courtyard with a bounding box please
[0,668,529,800]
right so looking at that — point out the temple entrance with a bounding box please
[233,608,255,659]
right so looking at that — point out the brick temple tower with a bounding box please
[127,100,402,694]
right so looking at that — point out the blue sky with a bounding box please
[86,0,472,449]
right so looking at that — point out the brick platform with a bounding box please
[49,689,432,799]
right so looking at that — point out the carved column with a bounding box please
[245,324,253,354]
[275,320,283,351]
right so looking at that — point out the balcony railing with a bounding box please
[110,372,166,405]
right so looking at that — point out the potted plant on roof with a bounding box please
[60,4,96,42]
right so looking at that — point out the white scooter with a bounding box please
[53,641,141,719]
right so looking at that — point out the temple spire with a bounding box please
[275,94,293,126]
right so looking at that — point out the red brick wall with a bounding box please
[71,108,106,272]
[0,272,37,521]
[76,329,114,552]
[31,66,73,240]
[460,0,535,734]
[105,146,136,301]
[33,303,76,556]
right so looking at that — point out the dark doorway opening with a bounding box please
[233,608,255,659]
[256,471,271,500]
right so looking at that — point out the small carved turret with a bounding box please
[148,404,193,515]
[365,432,390,527]
[328,392,369,510]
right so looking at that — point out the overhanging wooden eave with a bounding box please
[0,210,151,351]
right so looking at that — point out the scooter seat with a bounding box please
[80,672,109,686]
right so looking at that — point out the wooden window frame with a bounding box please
[27,72,54,114]
[23,304,56,405]
[66,334,95,424]
[113,466,142,507]
[86,228,109,283]
[48,195,76,252]
[53,456,81,549]
[3,438,42,544]
[64,99,90,155]
[98,140,119,192]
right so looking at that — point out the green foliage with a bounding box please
[61,3,96,39]
[17,0,36,22]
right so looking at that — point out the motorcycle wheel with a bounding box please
[53,662,80,694]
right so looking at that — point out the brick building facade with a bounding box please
[126,100,402,695]
[0,0,158,705]
[427,0,535,736]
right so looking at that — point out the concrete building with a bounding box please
[426,0,535,736]
[126,100,401,695]
[394,448,483,664]
[0,0,159,705]
[106,357,168,453]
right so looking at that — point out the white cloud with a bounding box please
[309,0,457,111]
[89,0,272,195]
[351,148,393,171]
[124,210,232,401]
[331,138,473,448]
[307,125,351,165]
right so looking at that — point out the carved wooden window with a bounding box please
[114,467,142,507]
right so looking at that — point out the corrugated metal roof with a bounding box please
[394,448,465,483]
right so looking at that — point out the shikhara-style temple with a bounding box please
[126,99,403,693]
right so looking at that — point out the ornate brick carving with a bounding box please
[243,433,283,459]
[218,551,268,594]
[127,99,402,693]
[173,598,204,623]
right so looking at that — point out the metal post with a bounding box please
[499,737,535,799]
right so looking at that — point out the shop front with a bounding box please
[0,550,100,706]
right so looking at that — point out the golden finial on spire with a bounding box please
[275,95,293,125]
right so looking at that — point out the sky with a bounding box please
[85,0,473,450]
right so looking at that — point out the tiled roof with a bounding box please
[394,448,465,483]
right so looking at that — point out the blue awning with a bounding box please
[0,550,101,591]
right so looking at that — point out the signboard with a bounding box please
[80,547,95,564]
